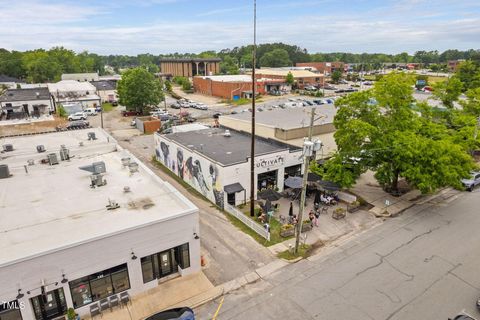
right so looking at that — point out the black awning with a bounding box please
[223,182,245,194]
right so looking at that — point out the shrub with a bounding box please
[57,105,67,118]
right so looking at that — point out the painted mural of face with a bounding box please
[192,159,210,195]
[160,142,170,168]
[177,149,184,179]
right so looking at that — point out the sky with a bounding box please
[0,0,479,55]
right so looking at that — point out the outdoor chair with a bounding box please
[99,298,110,313]
[89,303,101,319]
[120,291,131,307]
[109,294,120,309]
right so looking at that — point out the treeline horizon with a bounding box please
[1,43,479,83]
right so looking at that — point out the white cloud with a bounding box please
[0,1,478,54]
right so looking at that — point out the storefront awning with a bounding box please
[223,183,245,194]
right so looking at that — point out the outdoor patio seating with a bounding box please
[109,294,120,309]
[89,303,101,318]
[99,298,110,312]
[120,291,131,307]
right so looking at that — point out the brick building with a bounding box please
[159,58,221,78]
[193,75,288,100]
[448,60,465,72]
[295,62,345,74]
[253,69,324,89]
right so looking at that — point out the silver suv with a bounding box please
[461,171,480,192]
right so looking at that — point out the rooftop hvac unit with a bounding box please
[90,173,107,188]
[27,159,35,166]
[36,145,46,153]
[59,145,70,161]
[79,161,106,174]
[3,144,13,152]
[0,164,11,179]
[88,132,97,140]
[128,162,139,174]
[121,157,131,167]
[47,153,59,165]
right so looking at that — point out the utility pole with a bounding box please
[249,0,257,217]
[294,108,316,254]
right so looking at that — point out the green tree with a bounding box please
[181,79,192,91]
[117,67,164,114]
[432,76,463,109]
[259,49,292,68]
[22,50,62,82]
[285,71,294,86]
[164,80,172,93]
[315,72,475,193]
[455,60,480,91]
[331,70,342,84]
[220,56,239,74]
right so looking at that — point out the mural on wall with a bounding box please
[209,164,224,208]
[156,136,224,208]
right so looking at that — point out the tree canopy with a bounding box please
[117,67,164,114]
[313,72,476,194]
[259,48,292,67]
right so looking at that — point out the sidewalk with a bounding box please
[84,272,216,320]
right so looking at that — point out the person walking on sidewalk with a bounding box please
[313,209,320,227]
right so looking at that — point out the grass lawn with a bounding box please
[221,98,252,106]
[277,244,311,260]
[152,156,291,247]
[101,102,115,112]
[237,204,293,247]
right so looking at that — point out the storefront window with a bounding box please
[257,170,278,191]
[0,300,23,320]
[69,264,130,308]
[178,243,190,269]
[70,276,92,308]
[141,244,190,283]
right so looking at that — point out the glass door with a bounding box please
[159,250,173,277]
[30,288,67,320]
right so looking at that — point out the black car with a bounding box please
[66,120,90,130]
[449,314,477,320]
[145,307,195,320]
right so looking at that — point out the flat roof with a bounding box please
[220,105,336,130]
[196,75,252,82]
[161,128,301,166]
[0,129,196,267]
[48,80,97,93]
[159,58,221,63]
[253,69,322,78]
[0,88,51,102]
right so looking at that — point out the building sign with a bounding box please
[255,155,285,169]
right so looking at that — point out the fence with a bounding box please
[224,204,270,241]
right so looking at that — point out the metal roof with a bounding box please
[0,88,51,102]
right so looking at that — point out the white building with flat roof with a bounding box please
[0,128,200,320]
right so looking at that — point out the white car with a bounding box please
[68,112,87,121]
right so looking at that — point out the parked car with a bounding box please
[170,103,181,109]
[304,86,317,91]
[121,110,141,117]
[111,101,118,106]
[68,112,87,121]
[339,79,349,84]
[197,104,208,110]
[461,171,480,191]
[66,120,89,129]
[84,108,97,116]
[95,106,102,112]
[144,307,195,320]
[449,314,477,320]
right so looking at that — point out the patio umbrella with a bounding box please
[257,189,283,201]
[284,176,303,189]
[317,180,341,191]
[307,172,322,182]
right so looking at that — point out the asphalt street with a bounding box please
[196,189,480,320]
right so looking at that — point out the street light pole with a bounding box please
[294,108,316,254]
[249,0,257,217]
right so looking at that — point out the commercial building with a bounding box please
[193,75,289,100]
[90,80,118,103]
[0,88,54,121]
[219,105,337,160]
[159,58,221,78]
[448,60,465,72]
[0,128,200,320]
[295,62,345,75]
[48,80,101,108]
[61,73,99,82]
[0,75,25,89]
[252,68,324,89]
[154,128,303,207]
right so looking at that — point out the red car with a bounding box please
[121,110,141,117]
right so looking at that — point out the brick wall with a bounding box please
[193,77,266,99]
